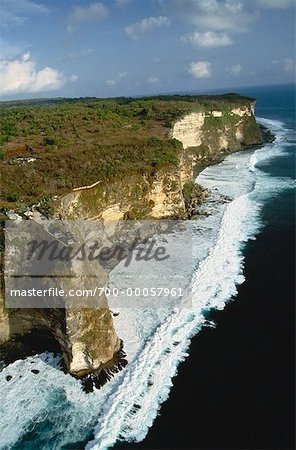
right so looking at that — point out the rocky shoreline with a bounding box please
[81,342,128,393]
[185,124,275,220]
[193,124,275,178]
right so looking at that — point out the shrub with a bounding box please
[44,136,62,146]
[6,193,20,202]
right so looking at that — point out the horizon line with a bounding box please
[0,82,294,104]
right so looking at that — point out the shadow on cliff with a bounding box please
[0,309,66,369]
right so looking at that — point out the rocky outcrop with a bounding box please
[66,308,121,378]
[0,97,266,386]
[0,219,123,385]
[259,124,276,143]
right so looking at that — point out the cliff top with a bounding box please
[0,93,255,212]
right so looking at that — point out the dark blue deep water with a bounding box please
[117,84,295,449]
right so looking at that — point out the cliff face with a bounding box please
[0,99,264,386]
[172,103,262,154]
[59,167,186,221]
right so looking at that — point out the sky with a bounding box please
[0,0,295,99]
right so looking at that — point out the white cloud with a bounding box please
[106,79,117,86]
[255,0,294,9]
[118,71,128,78]
[163,0,256,32]
[147,76,158,83]
[0,52,66,95]
[68,2,108,31]
[181,31,233,48]
[229,63,242,75]
[125,16,171,40]
[69,74,78,82]
[188,60,212,78]
[272,58,296,74]
[0,0,48,27]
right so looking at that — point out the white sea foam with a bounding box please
[86,195,262,450]
[0,118,294,450]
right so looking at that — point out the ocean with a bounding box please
[0,84,294,450]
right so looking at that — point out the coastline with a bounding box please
[0,101,269,387]
[79,129,276,447]
[0,92,282,450]
[112,107,295,450]
[0,112,292,450]
[0,120,274,372]
[86,114,287,449]
[193,124,275,179]
[0,136,269,395]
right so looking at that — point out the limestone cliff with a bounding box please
[0,98,265,388]
[59,167,186,221]
[173,102,262,162]
[57,102,262,223]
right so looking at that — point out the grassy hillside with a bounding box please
[0,94,255,212]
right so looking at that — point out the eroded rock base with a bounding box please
[81,341,128,393]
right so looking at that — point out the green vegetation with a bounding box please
[202,111,242,130]
[182,181,196,200]
[0,93,255,212]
